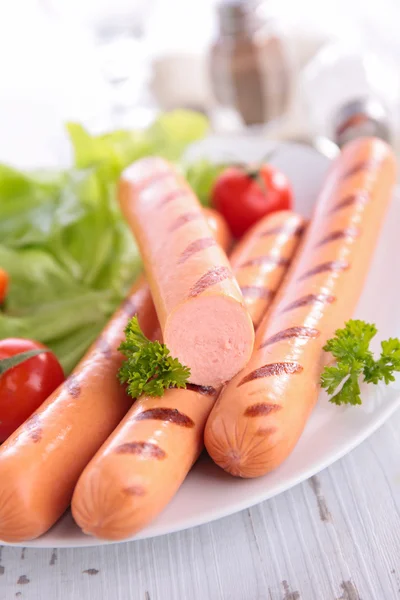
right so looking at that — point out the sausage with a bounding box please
[202,207,233,253]
[0,277,158,542]
[119,157,255,387]
[72,384,218,540]
[0,268,8,304]
[204,137,396,478]
[0,206,231,542]
[71,209,300,540]
[229,211,306,327]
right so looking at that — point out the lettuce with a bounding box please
[0,110,211,373]
[184,159,226,207]
[67,110,209,176]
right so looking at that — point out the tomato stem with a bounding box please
[0,350,50,377]
[244,166,268,196]
[242,147,279,196]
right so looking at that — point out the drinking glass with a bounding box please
[41,0,156,130]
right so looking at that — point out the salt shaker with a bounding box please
[209,0,293,131]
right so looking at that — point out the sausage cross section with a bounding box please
[204,137,396,478]
[119,157,254,387]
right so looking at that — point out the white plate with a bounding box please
[6,136,400,548]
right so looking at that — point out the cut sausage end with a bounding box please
[164,295,255,387]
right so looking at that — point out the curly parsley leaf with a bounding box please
[321,320,400,405]
[118,316,191,398]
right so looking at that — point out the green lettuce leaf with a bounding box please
[67,109,209,176]
[183,159,225,207]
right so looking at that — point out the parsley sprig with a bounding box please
[321,320,400,405]
[118,317,191,398]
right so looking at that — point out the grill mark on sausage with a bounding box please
[168,211,202,233]
[239,255,290,268]
[259,223,306,237]
[121,298,138,318]
[65,375,81,399]
[341,159,379,180]
[96,335,112,359]
[298,260,349,282]
[259,326,320,349]
[136,408,194,428]
[240,286,274,299]
[178,237,216,265]
[316,227,360,247]
[25,414,43,443]
[281,293,336,314]
[244,403,282,417]
[188,266,232,298]
[185,383,217,396]
[238,362,303,387]
[157,188,189,208]
[329,192,369,214]
[123,485,146,496]
[115,441,166,460]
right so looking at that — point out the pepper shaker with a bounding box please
[209,0,293,131]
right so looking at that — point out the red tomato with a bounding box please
[211,164,293,238]
[0,338,65,442]
[0,269,9,304]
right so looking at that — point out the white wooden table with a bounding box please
[1,407,399,600]
[1,3,400,599]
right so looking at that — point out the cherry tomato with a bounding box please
[211,164,293,238]
[0,338,65,442]
[0,269,9,304]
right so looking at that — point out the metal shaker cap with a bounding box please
[332,97,391,148]
[217,0,260,35]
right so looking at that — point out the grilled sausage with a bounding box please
[202,207,233,253]
[0,205,232,543]
[0,277,158,542]
[71,207,304,540]
[205,137,396,478]
[72,384,218,540]
[119,157,255,387]
[230,210,306,326]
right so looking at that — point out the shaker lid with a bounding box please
[332,97,391,147]
[216,0,261,35]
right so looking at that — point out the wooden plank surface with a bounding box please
[1,409,399,600]
[1,1,400,598]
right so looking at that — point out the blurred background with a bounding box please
[1,0,400,167]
